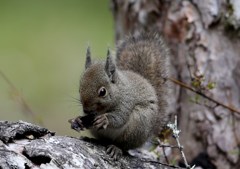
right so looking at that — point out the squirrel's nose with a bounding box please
[83,109,94,114]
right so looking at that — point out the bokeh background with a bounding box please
[0,0,113,136]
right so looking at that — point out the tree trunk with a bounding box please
[0,121,180,169]
[111,0,240,169]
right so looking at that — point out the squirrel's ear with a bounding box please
[85,46,92,69]
[105,49,117,83]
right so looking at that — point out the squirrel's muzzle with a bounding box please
[83,109,95,115]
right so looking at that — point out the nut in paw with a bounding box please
[68,116,84,132]
[69,114,96,131]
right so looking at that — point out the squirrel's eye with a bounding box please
[98,87,107,97]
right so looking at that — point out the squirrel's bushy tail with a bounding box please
[116,33,171,133]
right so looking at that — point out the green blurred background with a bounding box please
[0,0,114,136]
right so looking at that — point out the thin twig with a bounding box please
[162,146,170,164]
[159,144,180,149]
[140,159,181,168]
[158,139,170,164]
[0,70,43,125]
[167,77,240,115]
[167,116,192,169]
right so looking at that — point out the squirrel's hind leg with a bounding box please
[106,144,123,160]
[116,105,157,150]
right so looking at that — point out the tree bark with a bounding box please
[111,1,240,169]
[0,121,181,169]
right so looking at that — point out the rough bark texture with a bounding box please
[0,121,181,169]
[111,0,240,169]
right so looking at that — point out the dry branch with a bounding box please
[167,77,240,115]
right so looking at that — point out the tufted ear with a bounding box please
[105,49,117,83]
[85,46,92,69]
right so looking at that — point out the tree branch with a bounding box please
[168,77,240,115]
[0,70,43,125]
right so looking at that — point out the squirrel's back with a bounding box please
[116,33,171,131]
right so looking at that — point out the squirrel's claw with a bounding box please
[68,116,84,132]
[106,145,123,160]
[93,114,109,130]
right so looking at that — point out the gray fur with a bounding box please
[79,33,170,154]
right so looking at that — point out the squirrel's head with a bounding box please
[79,47,118,115]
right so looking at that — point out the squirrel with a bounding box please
[69,33,171,160]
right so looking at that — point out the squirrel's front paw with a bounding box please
[93,114,109,130]
[106,145,123,160]
[68,116,84,132]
